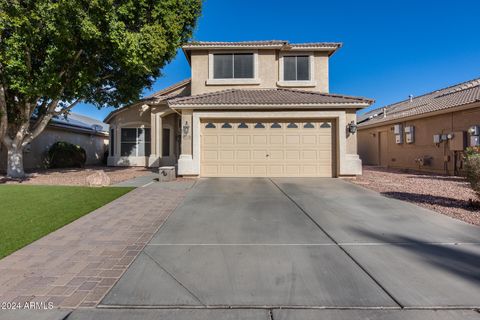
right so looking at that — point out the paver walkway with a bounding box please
[0,182,189,309]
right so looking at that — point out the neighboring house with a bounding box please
[358,78,480,175]
[0,113,109,172]
[105,40,374,177]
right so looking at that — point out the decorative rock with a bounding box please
[86,170,111,187]
[159,166,176,182]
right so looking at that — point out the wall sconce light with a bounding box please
[347,121,357,134]
[182,121,190,136]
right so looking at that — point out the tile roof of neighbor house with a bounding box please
[358,77,480,127]
[168,88,373,109]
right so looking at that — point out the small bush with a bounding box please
[464,147,480,200]
[47,141,86,168]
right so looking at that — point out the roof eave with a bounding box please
[358,101,480,130]
[167,102,371,110]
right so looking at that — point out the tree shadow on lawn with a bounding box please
[381,191,479,211]
[349,228,480,284]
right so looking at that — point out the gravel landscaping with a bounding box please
[351,166,480,226]
[0,166,155,186]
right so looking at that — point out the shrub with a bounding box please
[464,147,480,200]
[47,141,86,168]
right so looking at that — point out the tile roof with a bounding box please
[103,79,191,123]
[358,77,480,127]
[183,40,342,50]
[168,88,373,109]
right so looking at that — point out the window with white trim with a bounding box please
[213,53,254,79]
[121,128,151,157]
[283,55,310,81]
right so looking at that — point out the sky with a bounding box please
[74,0,480,121]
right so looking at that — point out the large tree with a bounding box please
[0,0,201,178]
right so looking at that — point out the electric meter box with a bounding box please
[433,134,441,144]
[405,126,414,144]
[471,135,480,147]
[470,125,480,136]
[395,134,404,144]
[393,124,403,135]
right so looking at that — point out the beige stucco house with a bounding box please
[0,113,109,171]
[105,40,374,177]
[358,78,480,175]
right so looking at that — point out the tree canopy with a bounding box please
[0,0,202,177]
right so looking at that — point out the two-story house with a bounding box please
[104,40,374,177]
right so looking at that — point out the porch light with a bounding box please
[347,121,357,134]
[183,121,190,136]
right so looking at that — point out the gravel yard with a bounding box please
[0,166,156,186]
[351,166,480,226]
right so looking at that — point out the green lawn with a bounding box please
[0,185,134,259]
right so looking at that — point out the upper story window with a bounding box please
[283,55,310,81]
[277,53,316,88]
[213,53,254,79]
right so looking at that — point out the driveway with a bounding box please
[70,178,479,319]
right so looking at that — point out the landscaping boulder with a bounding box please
[86,170,111,187]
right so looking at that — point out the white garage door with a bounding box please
[200,119,335,177]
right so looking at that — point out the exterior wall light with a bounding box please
[347,121,357,134]
[182,120,190,136]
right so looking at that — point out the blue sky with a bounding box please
[75,0,480,121]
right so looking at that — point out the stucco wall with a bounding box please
[358,105,480,174]
[190,49,329,95]
[0,127,108,172]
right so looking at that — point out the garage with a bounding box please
[200,119,335,177]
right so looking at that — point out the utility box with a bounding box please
[405,126,415,144]
[395,134,403,144]
[159,166,176,182]
[433,134,441,144]
[393,124,403,135]
[471,135,480,147]
[449,131,467,151]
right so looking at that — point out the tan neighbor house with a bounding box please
[358,78,480,175]
[105,40,374,177]
[0,113,109,172]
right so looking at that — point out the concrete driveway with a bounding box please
[71,178,479,319]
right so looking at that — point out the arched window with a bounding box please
[238,122,249,128]
[205,123,216,128]
[304,122,315,128]
[222,123,233,128]
[270,123,281,128]
[287,123,298,128]
[254,123,265,128]
[320,122,331,128]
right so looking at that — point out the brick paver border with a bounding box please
[0,185,187,308]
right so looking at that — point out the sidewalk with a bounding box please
[0,183,188,309]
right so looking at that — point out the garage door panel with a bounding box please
[220,135,234,145]
[201,119,334,177]
[286,150,300,160]
[236,135,250,144]
[236,150,251,160]
[203,136,218,145]
[219,150,235,160]
[253,135,268,145]
[269,135,283,144]
[302,135,316,144]
[286,135,300,144]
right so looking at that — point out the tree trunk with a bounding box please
[6,144,25,179]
